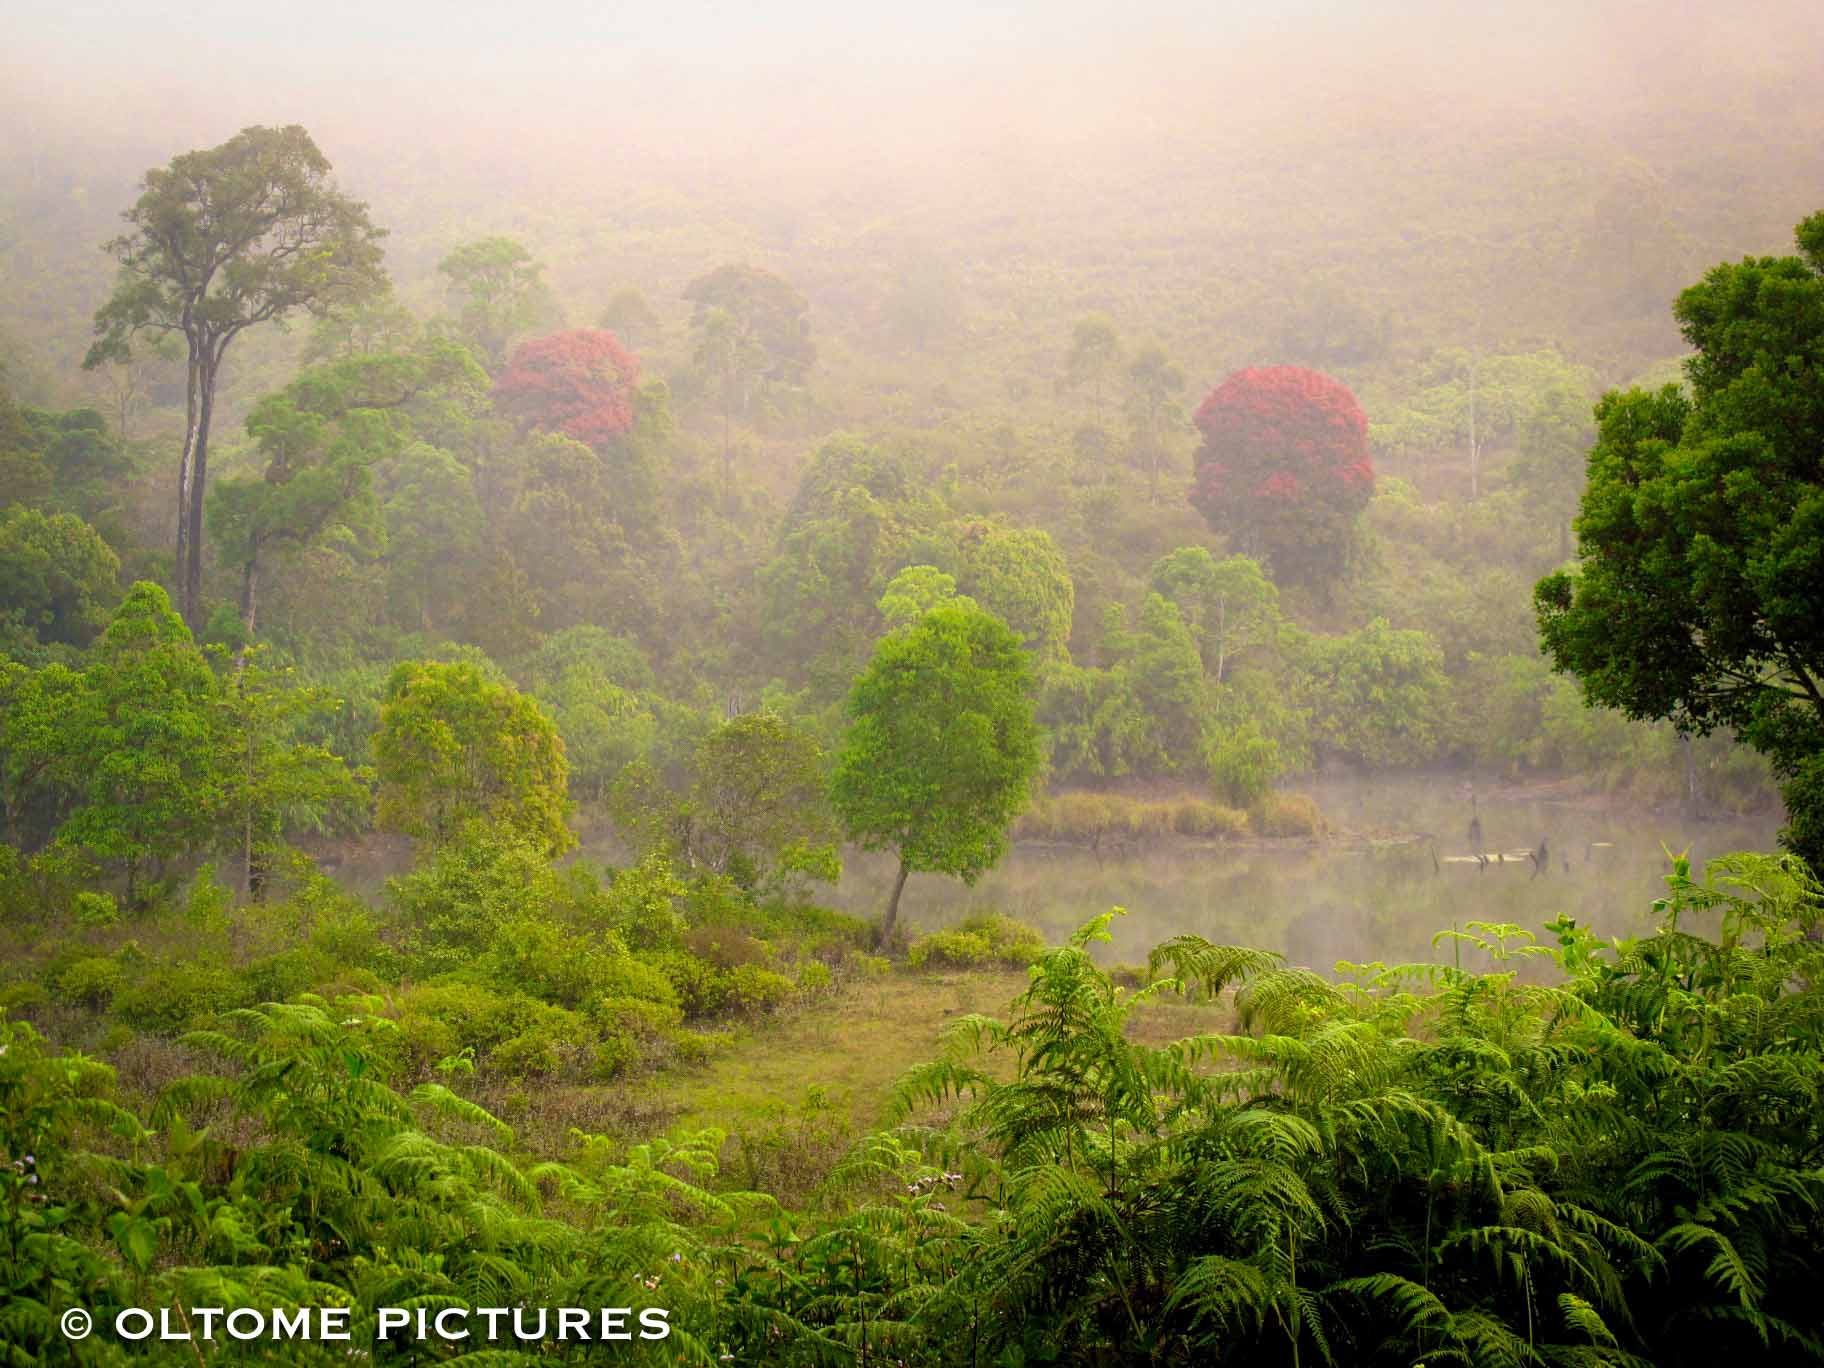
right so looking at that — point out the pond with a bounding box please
[825,773,1785,972]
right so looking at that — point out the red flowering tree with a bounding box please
[1187,365,1374,587]
[493,328,640,448]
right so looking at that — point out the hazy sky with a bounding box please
[7,0,1823,192]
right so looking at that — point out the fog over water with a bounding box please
[836,775,1783,970]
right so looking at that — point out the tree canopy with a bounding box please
[85,125,387,628]
[1537,210,1824,865]
[830,601,1040,943]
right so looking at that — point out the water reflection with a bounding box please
[827,774,1783,973]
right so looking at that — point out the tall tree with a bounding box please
[1149,547,1279,683]
[682,264,815,386]
[1124,341,1185,502]
[84,125,387,629]
[1537,209,1824,866]
[1065,314,1122,425]
[436,236,559,370]
[691,306,767,473]
[830,602,1040,945]
[208,341,484,644]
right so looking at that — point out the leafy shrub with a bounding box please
[393,980,585,1073]
[723,964,797,1015]
[651,950,728,1017]
[242,948,330,1004]
[603,852,687,951]
[72,890,118,928]
[591,953,679,1010]
[909,912,1045,971]
[387,825,562,974]
[490,1029,564,1077]
[0,980,49,1012]
[592,1030,638,1079]
[56,957,123,1007]
[588,994,682,1038]
[483,916,626,1007]
[796,960,834,997]
[908,929,993,969]
[684,925,770,970]
[1250,791,1326,837]
[112,961,254,1033]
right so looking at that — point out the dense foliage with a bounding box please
[1189,366,1375,589]
[3,856,1819,1364]
[1538,211,1824,866]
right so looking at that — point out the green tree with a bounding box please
[1065,313,1122,424]
[1537,210,1824,865]
[1102,594,1209,773]
[682,263,815,386]
[35,583,228,901]
[219,647,369,897]
[951,522,1075,664]
[614,712,841,894]
[84,125,388,628]
[208,341,485,643]
[691,305,767,472]
[374,659,574,856]
[436,236,559,369]
[1293,617,1448,768]
[1148,548,1279,683]
[1124,341,1185,501]
[830,602,1040,945]
[598,288,661,350]
[0,505,120,648]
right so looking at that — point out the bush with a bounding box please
[908,930,993,969]
[796,960,834,997]
[588,994,682,1038]
[592,953,680,1010]
[243,948,330,1004]
[592,1030,639,1080]
[56,957,124,1008]
[651,950,728,1017]
[73,890,118,929]
[113,961,254,1033]
[966,912,1045,964]
[0,980,49,1013]
[684,925,770,970]
[394,980,585,1073]
[490,1029,564,1077]
[483,916,627,1007]
[723,965,797,1015]
[1250,791,1326,838]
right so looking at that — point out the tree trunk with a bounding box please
[175,346,200,620]
[181,356,219,629]
[238,553,260,643]
[881,857,911,948]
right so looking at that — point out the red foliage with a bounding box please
[493,329,640,447]
[1187,366,1374,585]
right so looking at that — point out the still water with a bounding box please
[826,774,1785,972]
